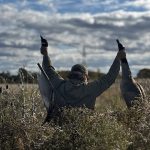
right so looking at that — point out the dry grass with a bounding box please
[0,79,150,149]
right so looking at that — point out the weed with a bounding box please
[0,80,150,149]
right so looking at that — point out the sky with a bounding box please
[0,0,150,76]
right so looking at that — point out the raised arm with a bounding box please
[87,48,126,97]
[40,36,64,88]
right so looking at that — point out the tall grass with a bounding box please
[0,79,150,150]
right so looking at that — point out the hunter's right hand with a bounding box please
[40,36,48,55]
[41,36,48,47]
[40,46,48,55]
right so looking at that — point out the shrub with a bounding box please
[0,81,150,150]
[40,108,130,150]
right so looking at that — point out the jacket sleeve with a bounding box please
[87,57,120,97]
[42,55,64,88]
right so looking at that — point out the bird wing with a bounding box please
[136,82,146,99]
[37,73,53,111]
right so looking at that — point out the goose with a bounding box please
[117,39,145,108]
[37,36,55,125]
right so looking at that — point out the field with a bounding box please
[0,79,150,150]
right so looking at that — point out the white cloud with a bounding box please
[0,1,150,76]
[124,0,150,10]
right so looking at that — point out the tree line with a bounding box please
[0,68,150,84]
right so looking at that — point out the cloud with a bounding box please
[0,1,150,76]
[123,0,150,10]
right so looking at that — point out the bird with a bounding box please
[40,35,48,47]
[37,68,56,125]
[116,39,145,108]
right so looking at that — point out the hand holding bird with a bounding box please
[40,36,48,56]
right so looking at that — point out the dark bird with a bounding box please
[40,35,48,47]
[117,39,145,108]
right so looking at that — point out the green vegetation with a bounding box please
[0,79,150,149]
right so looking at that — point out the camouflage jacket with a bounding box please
[42,55,120,109]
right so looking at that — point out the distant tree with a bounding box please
[137,68,150,78]
[10,75,20,83]
[58,71,70,79]
[0,72,11,83]
[18,68,35,83]
[0,69,38,84]
[0,67,123,83]
[0,76,5,83]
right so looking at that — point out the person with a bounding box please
[40,37,126,110]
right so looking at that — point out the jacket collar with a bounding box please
[69,79,87,86]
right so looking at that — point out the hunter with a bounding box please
[40,37,126,110]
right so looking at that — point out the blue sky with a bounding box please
[0,0,150,76]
